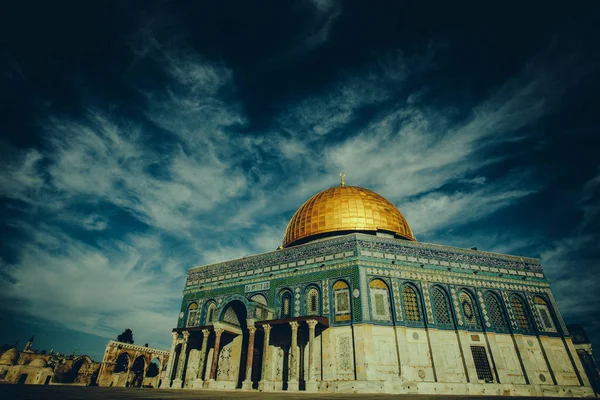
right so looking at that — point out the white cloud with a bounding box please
[0,148,44,204]
[0,38,593,356]
[402,185,535,236]
[0,224,183,349]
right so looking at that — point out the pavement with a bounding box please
[0,385,578,400]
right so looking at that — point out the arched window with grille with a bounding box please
[186,302,198,327]
[333,280,351,322]
[205,301,217,325]
[533,296,557,333]
[510,294,533,334]
[402,284,422,323]
[485,292,509,332]
[431,286,454,328]
[306,286,320,316]
[280,290,293,318]
[460,291,481,329]
[369,279,392,321]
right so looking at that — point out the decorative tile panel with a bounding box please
[422,284,434,324]
[392,281,403,321]
[186,233,543,287]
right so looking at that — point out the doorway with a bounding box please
[17,374,28,384]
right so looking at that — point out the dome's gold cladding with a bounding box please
[282,186,415,247]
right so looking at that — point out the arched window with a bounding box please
[306,286,320,316]
[280,290,292,318]
[510,295,533,334]
[533,296,557,333]
[186,303,198,327]
[205,302,217,324]
[369,279,392,321]
[402,285,421,323]
[333,280,351,322]
[485,292,508,331]
[460,291,481,329]
[431,286,453,328]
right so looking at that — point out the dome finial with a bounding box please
[340,172,346,187]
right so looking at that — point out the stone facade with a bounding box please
[0,339,100,385]
[164,233,595,397]
[569,324,600,395]
[96,340,169,388]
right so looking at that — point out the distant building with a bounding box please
[163,181,595,397]
[96,340,169,388]
[568,324,600,395]
[0,336,100,385]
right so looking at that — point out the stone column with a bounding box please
[288,321,299,391]
[126,350,138,387]
[306,319,318,392]
[242,326,257,390]
[209,328,224,381]
[197,329,210,383]
[258,324,272,391]
[173,331,190,388]
[166,332,178,385]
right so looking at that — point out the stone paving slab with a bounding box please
[0,385,579,400]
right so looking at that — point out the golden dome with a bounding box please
[283,185,415,247]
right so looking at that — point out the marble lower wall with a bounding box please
[175,324,593,397]
[317,325,593,397]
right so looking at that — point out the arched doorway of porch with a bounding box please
[206,299,250,389]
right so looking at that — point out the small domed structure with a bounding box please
[29,358,48,368]
[0,348,19,365]
[282,185,415,247]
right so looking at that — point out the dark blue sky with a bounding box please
[1,0,599,361]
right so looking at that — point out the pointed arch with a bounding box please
[459,290,481,329]
[431,285,454,328]
[114,352,130,373]
[510,294,533,334]
[249,293,267,306]
[186,302,199,327]
[369,278,392,321]
[332,279,351,322]
[305,284,321,316]
[402,283,422,323]
[484,291,509,332]
[204,300,217,325]
[130,355,146,387]
[279,289,293,319]
[533,295,557,333]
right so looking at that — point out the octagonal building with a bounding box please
[164,181,594,397]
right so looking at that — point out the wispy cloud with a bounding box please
[0,32,594,356]
[0,223,183,347]
[266,0,342,66]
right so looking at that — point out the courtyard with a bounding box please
[0,385,583,400]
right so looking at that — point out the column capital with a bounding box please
[201,328,210,338]
[307,319,318,329]
[248,326,257,335]
[246,318,256,329]
[289,321,299,330]
[171,332,179,340]
[262,324,272,334]
[182,331,190,340]
[214,328,224,336]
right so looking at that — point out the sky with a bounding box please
[0,0,599,362]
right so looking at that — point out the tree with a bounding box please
[117,329,134,344]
